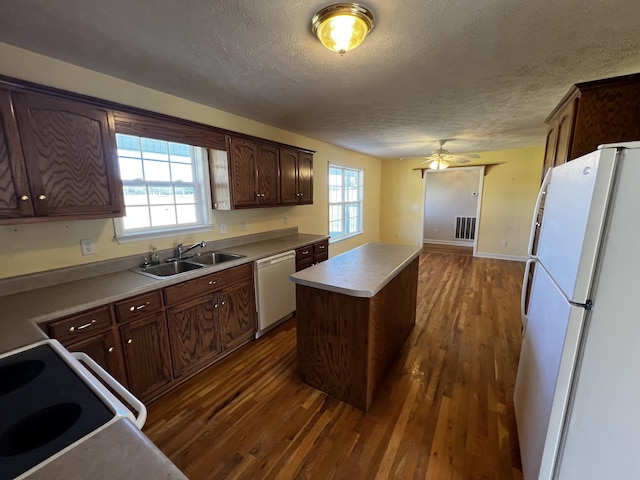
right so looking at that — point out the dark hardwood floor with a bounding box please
[144,251,525,479]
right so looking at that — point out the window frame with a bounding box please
[328,164,364,243]
[112,133,214,243]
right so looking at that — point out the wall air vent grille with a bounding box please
[455,216,476,240]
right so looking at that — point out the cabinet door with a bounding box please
[280,148,299,204]
[219,279,257,351]
[297,152,313,204]
[166,294,221,378]
[67,329,128,388]
[553,103,577,167]
[13,91,123,218]
[229,137,258,207]
[120,312,173,400]
[256,143,280,205]
[0,89,34,218]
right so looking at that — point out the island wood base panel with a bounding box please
[296,257,419,410]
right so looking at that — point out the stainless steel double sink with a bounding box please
[135,252,245,279]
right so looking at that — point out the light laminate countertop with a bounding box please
[290,242,422,298]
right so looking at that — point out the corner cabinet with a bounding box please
[542,73,640,180]
[0,88,124,222]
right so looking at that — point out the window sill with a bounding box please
[114,224,213,244]
[329,232,363,244]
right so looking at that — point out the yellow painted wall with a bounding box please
[379,146,544,258]
[0,43,381,279]
[475,147,544,257]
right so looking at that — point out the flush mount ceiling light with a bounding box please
[311,3,375,56]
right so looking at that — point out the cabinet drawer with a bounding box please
[296,245,313,260]
[314,252,329,264]
[313,240,328,256]
[164,263,253,306]
[47,305,114,344]
[115,290,164,323]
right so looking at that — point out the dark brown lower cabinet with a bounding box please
[166,294,221,378]
[119,312,173,401]
[43,263,257,403]
[68,329,128,387]
[219,279,257,351]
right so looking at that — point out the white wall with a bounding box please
[423,168,481,244]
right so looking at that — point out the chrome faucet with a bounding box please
[175,241,206,259]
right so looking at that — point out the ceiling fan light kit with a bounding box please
[311,3,375,55]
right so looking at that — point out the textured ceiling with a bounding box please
[1,0,639,159]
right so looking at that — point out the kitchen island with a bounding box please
[291,243,421,411]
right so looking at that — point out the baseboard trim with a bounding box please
[474,252,528,262]
[423,239,474,247]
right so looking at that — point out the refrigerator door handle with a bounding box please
[527,168,553,256]
[521,258,536,329]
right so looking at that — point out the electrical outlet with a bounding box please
[80,239,96,255]
[284,215,289,225]
[220,223,227,234]
[501,240,508,247]
[241,220,247,231]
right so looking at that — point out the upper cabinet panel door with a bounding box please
[229,137,258,207]
[0,89,34,218]
[280,148,299,205]
[256,143,280,205]
[13,91,123,217]
[297,152,313,204]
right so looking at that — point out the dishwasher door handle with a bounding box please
[257,251,296,267]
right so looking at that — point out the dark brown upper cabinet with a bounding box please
[0,88,33,218]
[211,135,313,210]
[227,137,281,208]
[542,73,640,180]
[280,148,313,205]
[0,86,124,223]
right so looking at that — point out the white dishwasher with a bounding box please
[255,250,297,338]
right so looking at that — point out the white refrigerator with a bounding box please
[514,141,640,480]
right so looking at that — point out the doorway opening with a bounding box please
[422,166,484,256]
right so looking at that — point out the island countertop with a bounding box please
[290,242,422,298]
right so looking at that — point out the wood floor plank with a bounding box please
[144,251,525,479]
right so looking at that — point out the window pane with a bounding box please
[123,206,150,229]
[144,160,171,181]
[171,163,194,182]
[176,204,197,224]
[123,185,148,206]
[175,185,196,204]
[329,185,342,203]
[119,158,144,181]
[116,134,141,154]
[141,138,169,161]
[148,185,175,205]
[150,205,177,226]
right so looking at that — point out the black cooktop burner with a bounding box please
[0,343,114,479]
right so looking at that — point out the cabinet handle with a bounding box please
[38,194,46,200]
[302,250,309,255]
[127,339,133,344]
[208,279,221,285]
[69,319,96,332]
[20,195,29,201]
[214,303,218,308]
[221,301,226,306]
[129,302,150,312]
[318,245,325,249]
[108,346,115,353]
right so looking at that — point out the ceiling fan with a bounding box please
[402,140,480,169]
